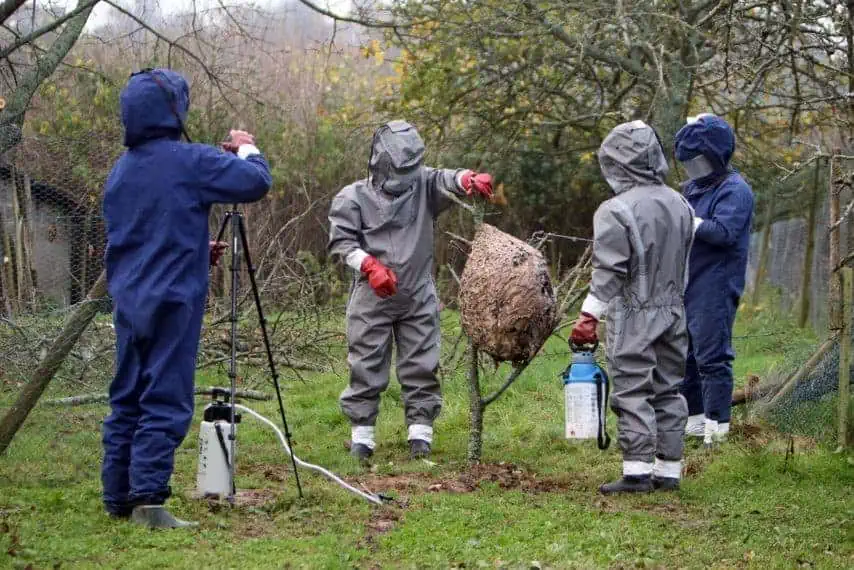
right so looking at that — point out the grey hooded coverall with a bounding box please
[327,120,467,436]
[583,120,694,475]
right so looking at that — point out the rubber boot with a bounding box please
[652,477,680,491]
[598,475,653,495]
[350,443,373,462]
[714,422,730,443]
[684,414,705,437]
[703,418,719,449]
[409,439,431,459]
[130,505,198,529]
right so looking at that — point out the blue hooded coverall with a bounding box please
[101,69,272,516]
[674,115,755,425]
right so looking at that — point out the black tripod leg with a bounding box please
[214,211,231,244]
[226,209,240,503]
[236,214,304,498]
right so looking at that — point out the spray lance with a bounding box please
[196,388,386,506]
[561,341,611,450]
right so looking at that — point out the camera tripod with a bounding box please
[213,204,303,502]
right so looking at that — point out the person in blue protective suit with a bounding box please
[101,68,272,529]
[674,113,754,446]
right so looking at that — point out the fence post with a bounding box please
[798,159,821,328]
[839,267,853,451]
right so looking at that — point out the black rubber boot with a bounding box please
[652,477,680,491]
[409,439,431,459]
[130,505,198,529]
[350,443,373,462]
[599,475,654,495]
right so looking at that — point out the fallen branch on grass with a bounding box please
[763,336,837,410]
[0,272,108,455]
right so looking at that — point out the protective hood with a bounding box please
[597,120,669,194]
[673,114,735,174]
[120,68,190,148]
[368,120,425,196]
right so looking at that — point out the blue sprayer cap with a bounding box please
[562,348,607,385]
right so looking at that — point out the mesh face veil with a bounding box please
[680,154,715,180]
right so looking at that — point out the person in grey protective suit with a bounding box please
[327,120,494,461]
[570,120,694,494]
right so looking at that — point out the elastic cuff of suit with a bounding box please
[653,458,682,479]
[408,424,433,444]
[345,249,369,272]
[623,460,653,477]
[580,293,607,321]
[351,425,376,450]
[237,144,260,159]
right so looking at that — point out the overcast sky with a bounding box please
[76,0,353,29]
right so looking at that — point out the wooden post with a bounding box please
[798,160,821,328]
[11,171,24,302]
[838,267,852,450]
[751,196,776,306]
[21,175,36,296]
[829,155,842,332]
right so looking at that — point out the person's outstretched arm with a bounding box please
[195,130,273,206]
[425,168,493,216]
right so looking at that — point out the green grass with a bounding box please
[1,306,852,569]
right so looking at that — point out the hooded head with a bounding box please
[597,120,669,195]
[673,113,735,182]
[120,68,190,148]
[368,120,425,196]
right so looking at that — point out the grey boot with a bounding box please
[350,443,373,463]
[130,505,198,529]
[599,476,654,495]
[409,439,431,459]
[652,477,680,491]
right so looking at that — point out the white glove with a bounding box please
[693,217,704,233]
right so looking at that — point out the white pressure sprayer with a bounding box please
[194,388,386,506]
[197,389,239,498]
[561,341,611,450]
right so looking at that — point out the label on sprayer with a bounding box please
[564,383,599,439]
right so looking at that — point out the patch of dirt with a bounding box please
[357,507,404,552]
[350,462,582,498]
[733,422,818,452]
[194,488,279,512]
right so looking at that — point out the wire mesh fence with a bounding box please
[0,129,347,399]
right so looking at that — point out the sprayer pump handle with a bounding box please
[570,340,599,353]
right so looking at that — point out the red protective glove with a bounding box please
[460,170,494,200]
[209,241,228,267]
[360,255,398,298]
[222,129,255,154]
[570,312,599,346]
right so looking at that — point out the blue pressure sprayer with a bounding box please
[561,341,611,450]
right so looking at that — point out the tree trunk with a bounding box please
[829,155,842,332]
[798,160,821,328]
[838,267,852,450]
[466,345,484,464]
[0,3,95,152]
[0,270,107,455]
[751,197,776,306]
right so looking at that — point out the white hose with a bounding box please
[234,404,384,506]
